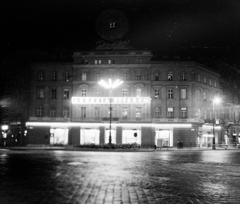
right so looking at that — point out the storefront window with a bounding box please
[122,129,141,144]
[80,129,100,145]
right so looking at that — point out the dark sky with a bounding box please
[2,0,240,66]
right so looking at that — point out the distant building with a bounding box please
[25,50,234,148]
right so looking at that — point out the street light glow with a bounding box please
[213,97,221,104]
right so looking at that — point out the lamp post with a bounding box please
[98,79,123,144]
[212,97,221,150]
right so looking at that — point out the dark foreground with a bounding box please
[0,149,240,204]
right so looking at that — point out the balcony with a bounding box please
[153,118,204,123]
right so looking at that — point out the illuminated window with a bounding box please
[94,107,100,118]
[51,72,57,81]
[154,107,161,118]
[209,78,212,86]
[136,73,141,80]
[123,89,128,97]
[136,88,141,97]
[197,74,201,82]
[168,89,173,99]
[63,107,69,118]
[136,107,142,118]
[82,89,87,97]
[64,72,70,82]
[180,89,187,99]
[168,72,173,81]
[95,73,100,81]
[38,71,44,81]
[108,60,114,64]
[51,89,57,99]
[167,107,174,118]
[63,89,69,99]
[38,89,44,99]
[214,80,217,87]
[155,73,159,81]
[204,76,207,83]
[37,107,43,117]
[154,89,160,99]
[181,72,186,81]
[122,107,128,118]
[98,60,101,64]
[204,110,207,120]
[82,73,87,81]
[50,108,56,117]
[203,91,207,100]
[81,107,86,118]
[181,107,187,118]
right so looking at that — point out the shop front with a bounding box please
[155,129,173,147]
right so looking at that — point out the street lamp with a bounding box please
[212,97,221,150]
[98,79,123,144]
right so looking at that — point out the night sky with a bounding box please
[2,0,240,66]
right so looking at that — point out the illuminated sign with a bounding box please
[96,40,130,50]
[71,97,151,105]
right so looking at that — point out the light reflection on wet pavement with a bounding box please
[1,150,240,204]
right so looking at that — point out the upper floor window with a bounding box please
[214,80,217,87]
[50,108,56,117]
[181,72,186,81]
[82,73,87,81]
[155,73,159,81]
[95,60,101,64]
[122,73,127,81]
[168,89,173,99]
[203,91,207,100]
[168,72,173,81]
[122,107,128,118]
[204,76,207,84]
[63,89,69,99]
[51,89,57,99]
[181,107,187,118]
[180,89,187,99]
[37,88,44,99]
[37,107,43,117]
[51,72,57,81]
[154,107,161,118]
[63,107,69,118]
[167,107,174,118]
[108,60,114,64]
[136,107,142,118]
[64,72,70,82]
[95,73,100,81]
[82,89,87,97]
[204,110,207,120]
[123,89,128,97]
[38,72,44,81]
[136,88,141,97]
[197,74,201,82]
[154,89,160,99]
[136,73,142,80]
[94,107,100,118]
[81,107,86,118]
[95,89,100,95]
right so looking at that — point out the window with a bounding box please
[204,76,207,83]
[204,110,207,120]
[108,60,114,64]
[51,89,57,99]
[210,110,213,120]
[50,108,56,117]
[95,60,97,65]
[38,89,44,99]
[123,89,128,97]
[155,73,159,81]
[180,89,187,99]
[209,79,212,86]
[63,107,69,118]
[82,89,87,97]
[94,107,100,118]
[154,89,160,99]
[167,107,174,118]
[95,60,101,64]
[209,93,213,101]
[181,72,186,81]
[37,107,43,117]
[181,107,187,118]
[136,73,141,80]
[154,107,161,118]
[136,107,142,118]
[203,91,207,100]
[51,72,57,81]
[122,73,127,80]
[63,89,69,99]
[81,107,86,118]
[95,89,100,95]
[214,80,217,87]
[38,72,44,81]
[168,89,173,99]
[122,107,128,118]
[108,107,113,117]
[82,73,87,81]
[95,73,100,81]
[197,74,201,82]
[136,88,141,97]
[168,72,173,81]
[64,72,70,82]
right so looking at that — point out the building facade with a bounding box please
[26,50,229,148]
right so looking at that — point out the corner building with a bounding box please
[27,50,221,148]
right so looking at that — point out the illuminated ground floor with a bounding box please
[25,122,207,148]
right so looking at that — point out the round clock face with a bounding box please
[96,9,129,41]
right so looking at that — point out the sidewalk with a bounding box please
[3,145,240,152]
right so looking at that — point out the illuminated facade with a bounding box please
[27,51,224,148]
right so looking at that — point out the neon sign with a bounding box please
[71,97,151,105]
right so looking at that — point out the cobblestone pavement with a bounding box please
[1,150,240,204]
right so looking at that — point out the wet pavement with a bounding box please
[1,149,240,204]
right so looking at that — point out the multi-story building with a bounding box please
[26,50,228,148]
